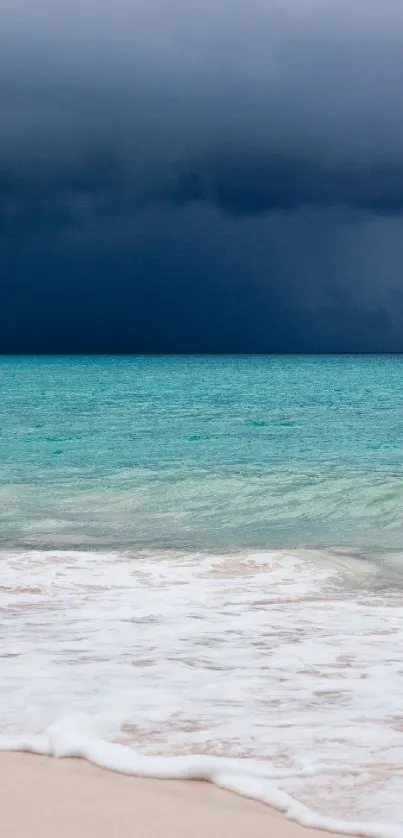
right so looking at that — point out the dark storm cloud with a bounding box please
[2,0,403,224]
[2,0,403,351]
[164,155,403,217]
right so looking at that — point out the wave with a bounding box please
[1,547,403,833]
[0,728,399,838]
[3,469,403,551]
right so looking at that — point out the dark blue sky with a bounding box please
[2,0,403,352]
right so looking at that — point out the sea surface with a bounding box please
[1,356,403,835]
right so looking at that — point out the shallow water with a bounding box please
[2,354,403,550]
[1,356,403,834]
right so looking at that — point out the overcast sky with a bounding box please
[2,0,403,352]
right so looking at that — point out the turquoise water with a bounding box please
[1,355,403,552]
[2,356,403,833]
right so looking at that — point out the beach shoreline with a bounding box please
[0,752,345,838]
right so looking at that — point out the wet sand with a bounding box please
[0,752,345,837]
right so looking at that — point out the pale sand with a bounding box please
[0,752,345,837]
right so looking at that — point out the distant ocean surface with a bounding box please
[1,356,403,836]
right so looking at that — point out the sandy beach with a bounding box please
[0,752,345,838]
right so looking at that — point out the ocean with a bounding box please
[1,355,403,836]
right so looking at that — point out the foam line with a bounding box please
[0,733,399,838]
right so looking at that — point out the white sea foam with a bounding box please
[1,547,403,834]
[0,728,400,838]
